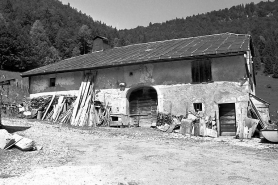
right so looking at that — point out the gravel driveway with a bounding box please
[1,118,278,185]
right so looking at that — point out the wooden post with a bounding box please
[0,86,2,129]
[216,110,220,137]
[239,108,244,139]
[42,94,55,120]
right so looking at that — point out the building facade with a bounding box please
[22,33,258,136]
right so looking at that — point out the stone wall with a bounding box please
[94,81,249,128]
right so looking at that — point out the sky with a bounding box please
[59,0,266,30]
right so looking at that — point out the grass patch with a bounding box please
[256,71,278,120]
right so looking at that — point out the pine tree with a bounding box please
[263,56,274,74]
[273,62,278,78]
[78,25,92,54]
[253,47,261,71]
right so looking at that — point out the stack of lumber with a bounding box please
[41,95,75,123]
[70,75,111,127]
[36,75,111,127]
[70,75,94,126]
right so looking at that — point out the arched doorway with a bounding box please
[128,86,158,127]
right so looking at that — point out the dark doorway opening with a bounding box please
[219,103,236,136]
[128,87,158,127]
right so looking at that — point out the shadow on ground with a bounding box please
[2,125,31,133]
[260,138,278,144]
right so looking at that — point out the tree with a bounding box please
[30,20,59,65]
[0,13,7,27]
[3,0,13,14]
[273,63,278,78]
[263,56,274,74]
[72,46,80,57]
[0,20,35,71]
[253,47,261,71]
[44,46,60,65]
[30,20,50,46]
[78,25,92,54]
[55,28,75,59]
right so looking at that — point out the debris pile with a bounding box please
[156,111,218,138]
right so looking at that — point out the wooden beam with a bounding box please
[42,95,55,120]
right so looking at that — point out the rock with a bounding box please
[206,128,217,138]
[13,134,35,151]
[187,113,197,121]
[23,111,32,116]
[0,129,14,149]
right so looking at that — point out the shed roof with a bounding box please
[22,33,253,77]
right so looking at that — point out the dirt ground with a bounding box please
[1,118,278,185]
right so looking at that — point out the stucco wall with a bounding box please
[29,55,247,96]
[29,71,83,95]
[212,55,246,81]
[94,55,246,90]
[94,81,249,130]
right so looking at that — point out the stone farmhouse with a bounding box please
[22,33,267,136]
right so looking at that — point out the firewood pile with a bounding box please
[38,75,111,127]
[31,96,75,110]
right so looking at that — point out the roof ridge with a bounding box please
[114,32,250,50]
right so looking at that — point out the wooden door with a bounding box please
[219,103,236,136]
[129,87,157,127]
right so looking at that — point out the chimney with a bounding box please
[92,36,110,52]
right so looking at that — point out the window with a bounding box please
[49,78,56,87]
[193,103,202,112]
[192,59,212,83]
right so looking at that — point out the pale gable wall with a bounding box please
[212,55,246,82]
[29,71,83,97]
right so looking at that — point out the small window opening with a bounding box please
[129,72,133,76]
[193,103,202,112]
[111,116,119,121]
[49,78,56,87]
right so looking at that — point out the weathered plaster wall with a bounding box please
[94,81,249,131]
[94,60,191,90]
[29,71,83,94]
[212,55,246,82]
[30,55,247,96]
[94,55,247,90]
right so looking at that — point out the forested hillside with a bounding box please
[1,0,278,77]
[0,0,119,71]
[119,0,278,77]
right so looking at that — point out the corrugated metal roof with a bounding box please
[22,33,252,77]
